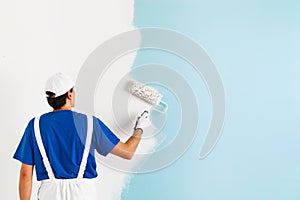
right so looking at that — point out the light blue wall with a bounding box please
[124,0,300,199]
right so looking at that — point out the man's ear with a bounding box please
[67,91,72,100]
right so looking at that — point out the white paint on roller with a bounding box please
[129,80,163,105]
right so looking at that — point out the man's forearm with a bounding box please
[19,175,32,200]
[124,128,143,155]
[19,164,33,200]
[126,128,143,148]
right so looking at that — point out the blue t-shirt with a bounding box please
[13,110,120,181]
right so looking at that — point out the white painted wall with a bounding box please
[0,1,156,199]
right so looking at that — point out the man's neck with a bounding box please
[53,105,72,112]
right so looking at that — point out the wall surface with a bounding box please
[125,0,300,199]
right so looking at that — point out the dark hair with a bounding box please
[46,88,73,110]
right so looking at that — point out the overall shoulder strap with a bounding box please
[34,115,55,179]
[77,115,94,179]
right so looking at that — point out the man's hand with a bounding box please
[134,110,151,131]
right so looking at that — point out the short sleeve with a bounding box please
[13,119,35,165]
[93,117,120,156]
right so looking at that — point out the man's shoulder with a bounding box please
[27,117,36,129]
[36,110,101,124]
[71,111,99,120]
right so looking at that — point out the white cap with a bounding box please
[45,73,74,98]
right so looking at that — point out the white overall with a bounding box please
[34,115,97,200]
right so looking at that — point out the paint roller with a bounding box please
[129,80,168,113]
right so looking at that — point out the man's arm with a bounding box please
[110,111,150,160]
[110,128,143,160]
[19,163,33,200]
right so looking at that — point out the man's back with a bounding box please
[14,110,120,181]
